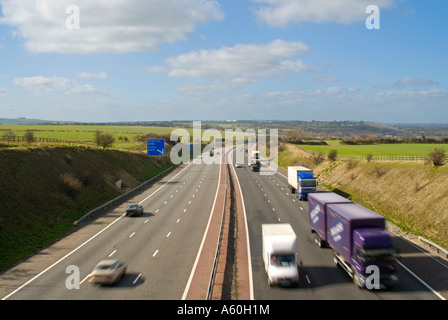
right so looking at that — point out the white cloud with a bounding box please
[0,0,223,54]
[13,76,105,96]
[77,72,108,79]
[252,0,396,27]
[149,39,318,79]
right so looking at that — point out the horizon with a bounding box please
[2,117,448,127]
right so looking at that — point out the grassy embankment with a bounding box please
[278,143,448,250]
[0,145,174,272]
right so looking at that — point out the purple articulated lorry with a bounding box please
[308,192,399,289]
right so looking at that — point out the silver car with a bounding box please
[89,259,127,285]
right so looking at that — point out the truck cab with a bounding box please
[266,253,299,287]
[262,224,299,287]
[297,172,317,200]
[288,166,317,200]
[350,228,399,289]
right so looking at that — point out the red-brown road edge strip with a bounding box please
[183,148,252,300]
[183,153,227,300]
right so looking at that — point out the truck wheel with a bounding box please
[353,270,364,289]
[315,234,323,248]
[333,256,339,267]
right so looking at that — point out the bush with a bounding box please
[373,165,388,177]
[427,148,446,167]
[24,130,35,145]
[346,159,358,169]
[94,131,115,149]
[312,151,325,165]
[328,149,338,161]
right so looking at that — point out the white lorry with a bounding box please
[262,224,299,287]
[287,166,317,200]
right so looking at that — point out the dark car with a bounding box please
[125,204,143,217]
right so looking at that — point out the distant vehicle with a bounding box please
[126,204,143,217]
[287,166,317,200]
[89,259,127,285]
[262,224,299,287]
[308,192,399,289]
[251,150,260,161]
[235,162,243,168]
[251,160,261,172]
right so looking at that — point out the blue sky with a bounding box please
[0,0,447,123]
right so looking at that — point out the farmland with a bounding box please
[0,124,182,151]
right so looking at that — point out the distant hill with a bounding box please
[1,118,448,138]
[0,118,77,125]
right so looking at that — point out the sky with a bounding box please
[0,0,447,124]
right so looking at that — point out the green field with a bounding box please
[0,124,253,150]
[299,143,448,157]
[0,125,184,150]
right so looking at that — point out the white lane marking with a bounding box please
[80,274,90,285]
[305,275,311,285]
[397,261,445,300]
[166,232,171,238]
[133,273,142,285]
[153,250,159,257]
[129,232,135,238]
[108,250,117,257]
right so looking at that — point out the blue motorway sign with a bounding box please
[147,139,165,156]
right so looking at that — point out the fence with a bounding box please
[0,135,94,146]
[339,154,448,162]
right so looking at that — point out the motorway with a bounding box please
[230,148,448,300]
[1,146,448,300]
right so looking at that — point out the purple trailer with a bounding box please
[308,192,352,247]
[308,192,399,289]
